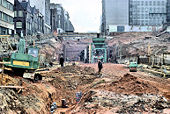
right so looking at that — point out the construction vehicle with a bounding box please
[3,38,44,82]
[129,62,138,72]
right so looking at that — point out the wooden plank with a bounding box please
[0,86,24,89]
[0,62,10,64]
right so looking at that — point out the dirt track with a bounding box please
[0,64,170,114]
[81,63,170,98]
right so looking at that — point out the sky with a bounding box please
[50,0,102,33]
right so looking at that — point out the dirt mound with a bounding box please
[48,74,96,106]
[0,89,47,114]
[97,73,159,95]
[56,65,95,75]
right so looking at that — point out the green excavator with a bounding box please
[4,36,43,82]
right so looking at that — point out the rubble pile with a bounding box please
[72,90,170,114]
[0,89,47,114]
[98,73,159,95]
[0,74,19,86]
[47,66,97,106]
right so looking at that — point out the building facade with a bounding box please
[0,0,14,35]
[101,0,129,34]
[102,0,167,34]
[29,0,51,34]
[64,11,74,32]
[31,6,44,34]
[14,0,44,36]
[14,0,33,36]
[44,0,51,34]
[129,0,167,26]
[167,0,170,24]
[50,3,74,33]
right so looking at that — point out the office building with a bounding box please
[29,0,51,34]
[0,0,14,35]
[102,0,167,34]
[129,0,166,26]
[50,3,74,33]
[101,0,129,34]
[14,0,44,36]
[167,0,170,24]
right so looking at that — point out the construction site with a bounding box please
[0,31,170,114]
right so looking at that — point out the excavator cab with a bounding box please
[28,48,39,58]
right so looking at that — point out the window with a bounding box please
[162,8,164,12]
[18,11,23,17]
[162,1,164,6]
[14,11,17,17]
[157,1,160,6]
[28,48,38,57]
[3,13,8,21]
[16,22,22,28]
[9,16,13,24]
[0,12,1,19]
[149,1,152,6]
[1,0,13,11]
[8,3,13,11]
[2,0,7,8]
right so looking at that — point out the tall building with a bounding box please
[64,11,74,32]
[102,0,167,34]
[129,0,167,26]
[29,0,51,34]
[50,3,74,33]
[44,0,51,33]
[14,0,44,36]
[167,0,170,24]
[50,3,64,33]
[0,0,14,35]
[101,0,129,34]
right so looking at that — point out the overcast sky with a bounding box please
[50,0,102,33]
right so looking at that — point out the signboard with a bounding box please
[13,61,30,67]
[109,25,117,32]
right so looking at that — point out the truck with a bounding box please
[129,62,138,72]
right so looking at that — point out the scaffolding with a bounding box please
[90,37,107,63]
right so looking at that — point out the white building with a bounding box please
[0,0,14,35]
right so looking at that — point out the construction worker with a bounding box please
[98,59,103,74]
[60,55,64,67]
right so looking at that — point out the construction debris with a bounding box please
[71,90,169,114]
[0,32,169,114]
[95,73,159,95]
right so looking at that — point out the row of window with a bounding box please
[130,0,165,6]
[0,0,13,11]
[14,11,23,17]
[0,11,13,24]
[131,16,165,20]
[130,7,165,13]
[130,21,163,26]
